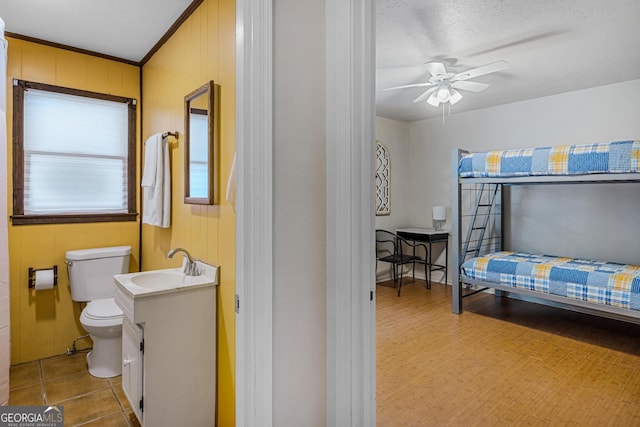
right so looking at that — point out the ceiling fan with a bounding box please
[384,60,509,107]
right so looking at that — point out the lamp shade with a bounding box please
[432,206,446,221]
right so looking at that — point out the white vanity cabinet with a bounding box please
[114,262,218,426]
[121,317,144,422]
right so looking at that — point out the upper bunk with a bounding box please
[455,140,640,184]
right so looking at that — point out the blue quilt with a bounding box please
[458,140,640,178]
[461,252,640,311]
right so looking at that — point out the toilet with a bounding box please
[66,246,131,378]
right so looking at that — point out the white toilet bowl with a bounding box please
[79,298,123,378]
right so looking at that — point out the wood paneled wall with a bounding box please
[6,37,141,363]
[141,0,236,425]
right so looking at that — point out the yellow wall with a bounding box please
[6,38,141,363]
[141,0,236,425]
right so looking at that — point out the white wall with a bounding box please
[0,21,9,406]
[273,0,326,424]
[375,116,409,231]
[375,117,411,281]
[407,79,640,280]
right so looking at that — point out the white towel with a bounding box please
[141,134,158,187]
[225,153,236,212]
[142,133,171,228]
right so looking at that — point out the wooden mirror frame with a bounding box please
[184,80,217,205]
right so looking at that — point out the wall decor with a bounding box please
[375,141,390,216]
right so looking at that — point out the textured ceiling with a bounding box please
[2,0,639,121]
[377,0,640,122]
[0,0,194,62]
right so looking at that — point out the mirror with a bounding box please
[184,80,217,204]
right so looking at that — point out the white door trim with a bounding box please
[236,0,375,424]
[326,0,376,425]
[235,0,273,426]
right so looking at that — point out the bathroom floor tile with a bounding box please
[10,360,41,389]
[109,377,132,412]
[11,355,136,426]
[57,388,121,426]
[9,383,45,406]
[126,411,142,427]
[41,352,88,381]
[76,412,130,427]
[45,370,110,404]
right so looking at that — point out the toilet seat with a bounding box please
[81,298,123,328]
[85,298,123,320]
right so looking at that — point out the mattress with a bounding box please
[461,251,640,311]
[458,140,640,178]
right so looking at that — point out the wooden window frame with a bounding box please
[11,80,138,225]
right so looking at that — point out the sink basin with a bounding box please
[114,261,218,298]
[130,271,193,289]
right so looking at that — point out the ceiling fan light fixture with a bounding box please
[450,89,463,105]
[426,93,440,107]
[385,60,509,112]
[436,86,451,102]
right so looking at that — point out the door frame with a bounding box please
[235,1,375,425]
[325,0,376,425]
[235,0,273,425]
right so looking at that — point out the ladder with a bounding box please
[460,183,499,262]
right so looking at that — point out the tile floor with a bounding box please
[9,352,141,427]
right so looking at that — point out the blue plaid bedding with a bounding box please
[461,252,640,311]
[458,140,640,178]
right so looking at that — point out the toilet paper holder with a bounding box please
[28,266,58,289]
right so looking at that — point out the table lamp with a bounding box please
[433,206,446,231]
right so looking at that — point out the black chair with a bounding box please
[375,229,429,296]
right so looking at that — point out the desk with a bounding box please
[396,228,449,286]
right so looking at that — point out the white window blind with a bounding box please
[23,89,129,214]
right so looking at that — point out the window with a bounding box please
[12,80,137,225]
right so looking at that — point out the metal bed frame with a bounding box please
[451,148,640,324]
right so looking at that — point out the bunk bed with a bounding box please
[451,140,640,323]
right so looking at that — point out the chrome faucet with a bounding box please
[167,247,199,276]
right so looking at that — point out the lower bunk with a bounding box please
[459,251,640,324]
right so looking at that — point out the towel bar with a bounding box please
[162,131,179,139]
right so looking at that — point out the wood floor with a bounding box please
[376,279,640,426]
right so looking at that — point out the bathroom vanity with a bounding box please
[114,260,218,426]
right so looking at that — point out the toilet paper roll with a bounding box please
[34,269,55,290]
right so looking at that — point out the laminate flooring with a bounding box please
[376,279,640,426]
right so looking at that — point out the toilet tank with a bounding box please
[66,246,131,302]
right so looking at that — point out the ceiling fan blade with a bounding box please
[466,30,565,57]
[451,80,490,92]
[452,60,509,81]
[449,89,463,105]
[424,62,447,77]
[412,87,438,103]
[382,82,435,91]
[426,92,440,107]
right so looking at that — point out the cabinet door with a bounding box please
[122,318,144,423]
